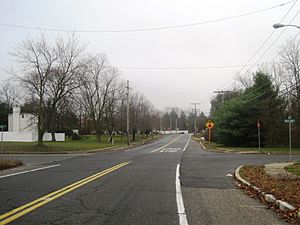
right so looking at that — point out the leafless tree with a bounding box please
[11,33,87,144]
[279,37,300,145]
[234,70,253,89]
[0,80,21,108]
[80,54,120,142]
[279,37,300,100]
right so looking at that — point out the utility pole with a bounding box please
[160,116,162,133]
[214,90,231,103]
[190,103,200,134]
[126,80,130,145]
[120,99,124,143]
[169,113,172,135]
[176,119,178,134]
[284,116,295,161]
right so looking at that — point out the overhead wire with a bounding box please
[119,64,258,70]
[236,9,300,99]
[211,6,300,108]
[215,0,298,91]
[0,0,295,33]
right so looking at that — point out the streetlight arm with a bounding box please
[273,23,300,29]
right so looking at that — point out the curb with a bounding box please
[235,165,299,219]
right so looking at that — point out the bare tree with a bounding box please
[80,54,119,142]
[44,35,88,140]
[11,33,87,144]
[279,37,300,145]
[0,80,21,108]
[234,70,253,89]
[279,37,300,99]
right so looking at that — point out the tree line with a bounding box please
[210,37,300,147]
[0,34,161,145]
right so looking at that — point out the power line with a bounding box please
[249,9,300,67]
[0,0,295,33]
[215,0,298,91]
[0,57,260,70]
[119,64,258,70]
[238,0,298,74]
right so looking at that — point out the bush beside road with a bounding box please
[0,159,24,170]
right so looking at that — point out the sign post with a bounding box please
[0,125,6,157]
[205,120,215,143]
[284,116,295,161]
[257,121,261,152]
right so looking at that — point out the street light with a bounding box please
[273,23,300,29]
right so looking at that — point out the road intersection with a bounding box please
[0,134,298,225]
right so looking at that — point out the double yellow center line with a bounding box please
[0,161,131,225]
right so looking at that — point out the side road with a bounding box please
[180,139,288,225]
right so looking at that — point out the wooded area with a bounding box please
[211,37,300,147]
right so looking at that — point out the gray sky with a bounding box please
[0,0,299,114]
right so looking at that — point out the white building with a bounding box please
[2,106,65,142]
[8,107,37,132]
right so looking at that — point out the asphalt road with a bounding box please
[0,134,299,225]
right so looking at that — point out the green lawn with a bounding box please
[285,162,300,176]
[0,134,158,153]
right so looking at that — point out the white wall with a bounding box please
[8,114,13,132]
[160,130,189,135]
[1,132,35,142]
[12,107,20,132]
[19,114,37,132]
[41,133,65,142]
[1,132,65,142]
[8,107,37,132]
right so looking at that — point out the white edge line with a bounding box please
[0,164,61,179]
[176,164,189,225]
[183,135,191,152]
[125,135,171,152]
[150,135,182,153]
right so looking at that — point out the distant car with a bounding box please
[200,137,205,141]
[179,132,184,134]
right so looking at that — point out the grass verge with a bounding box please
[1,134,159,153]
[0,159,24,170]
[285,162,300,176]
[199,140,300,154]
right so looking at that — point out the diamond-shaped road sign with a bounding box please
[205,120,215,129]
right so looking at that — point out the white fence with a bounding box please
[1,132,65,142]
[159,130,189,135]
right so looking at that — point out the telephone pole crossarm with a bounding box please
[214,90,231,104]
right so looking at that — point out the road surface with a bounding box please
[1,134,297,225]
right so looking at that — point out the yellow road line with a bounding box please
[150,135,182,153]
[0,161,131,225]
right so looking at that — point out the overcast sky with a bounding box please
[0,0,299,114]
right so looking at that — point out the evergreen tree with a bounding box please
[214,72,286,147]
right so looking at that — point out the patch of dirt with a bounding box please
[237,166,300,225]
